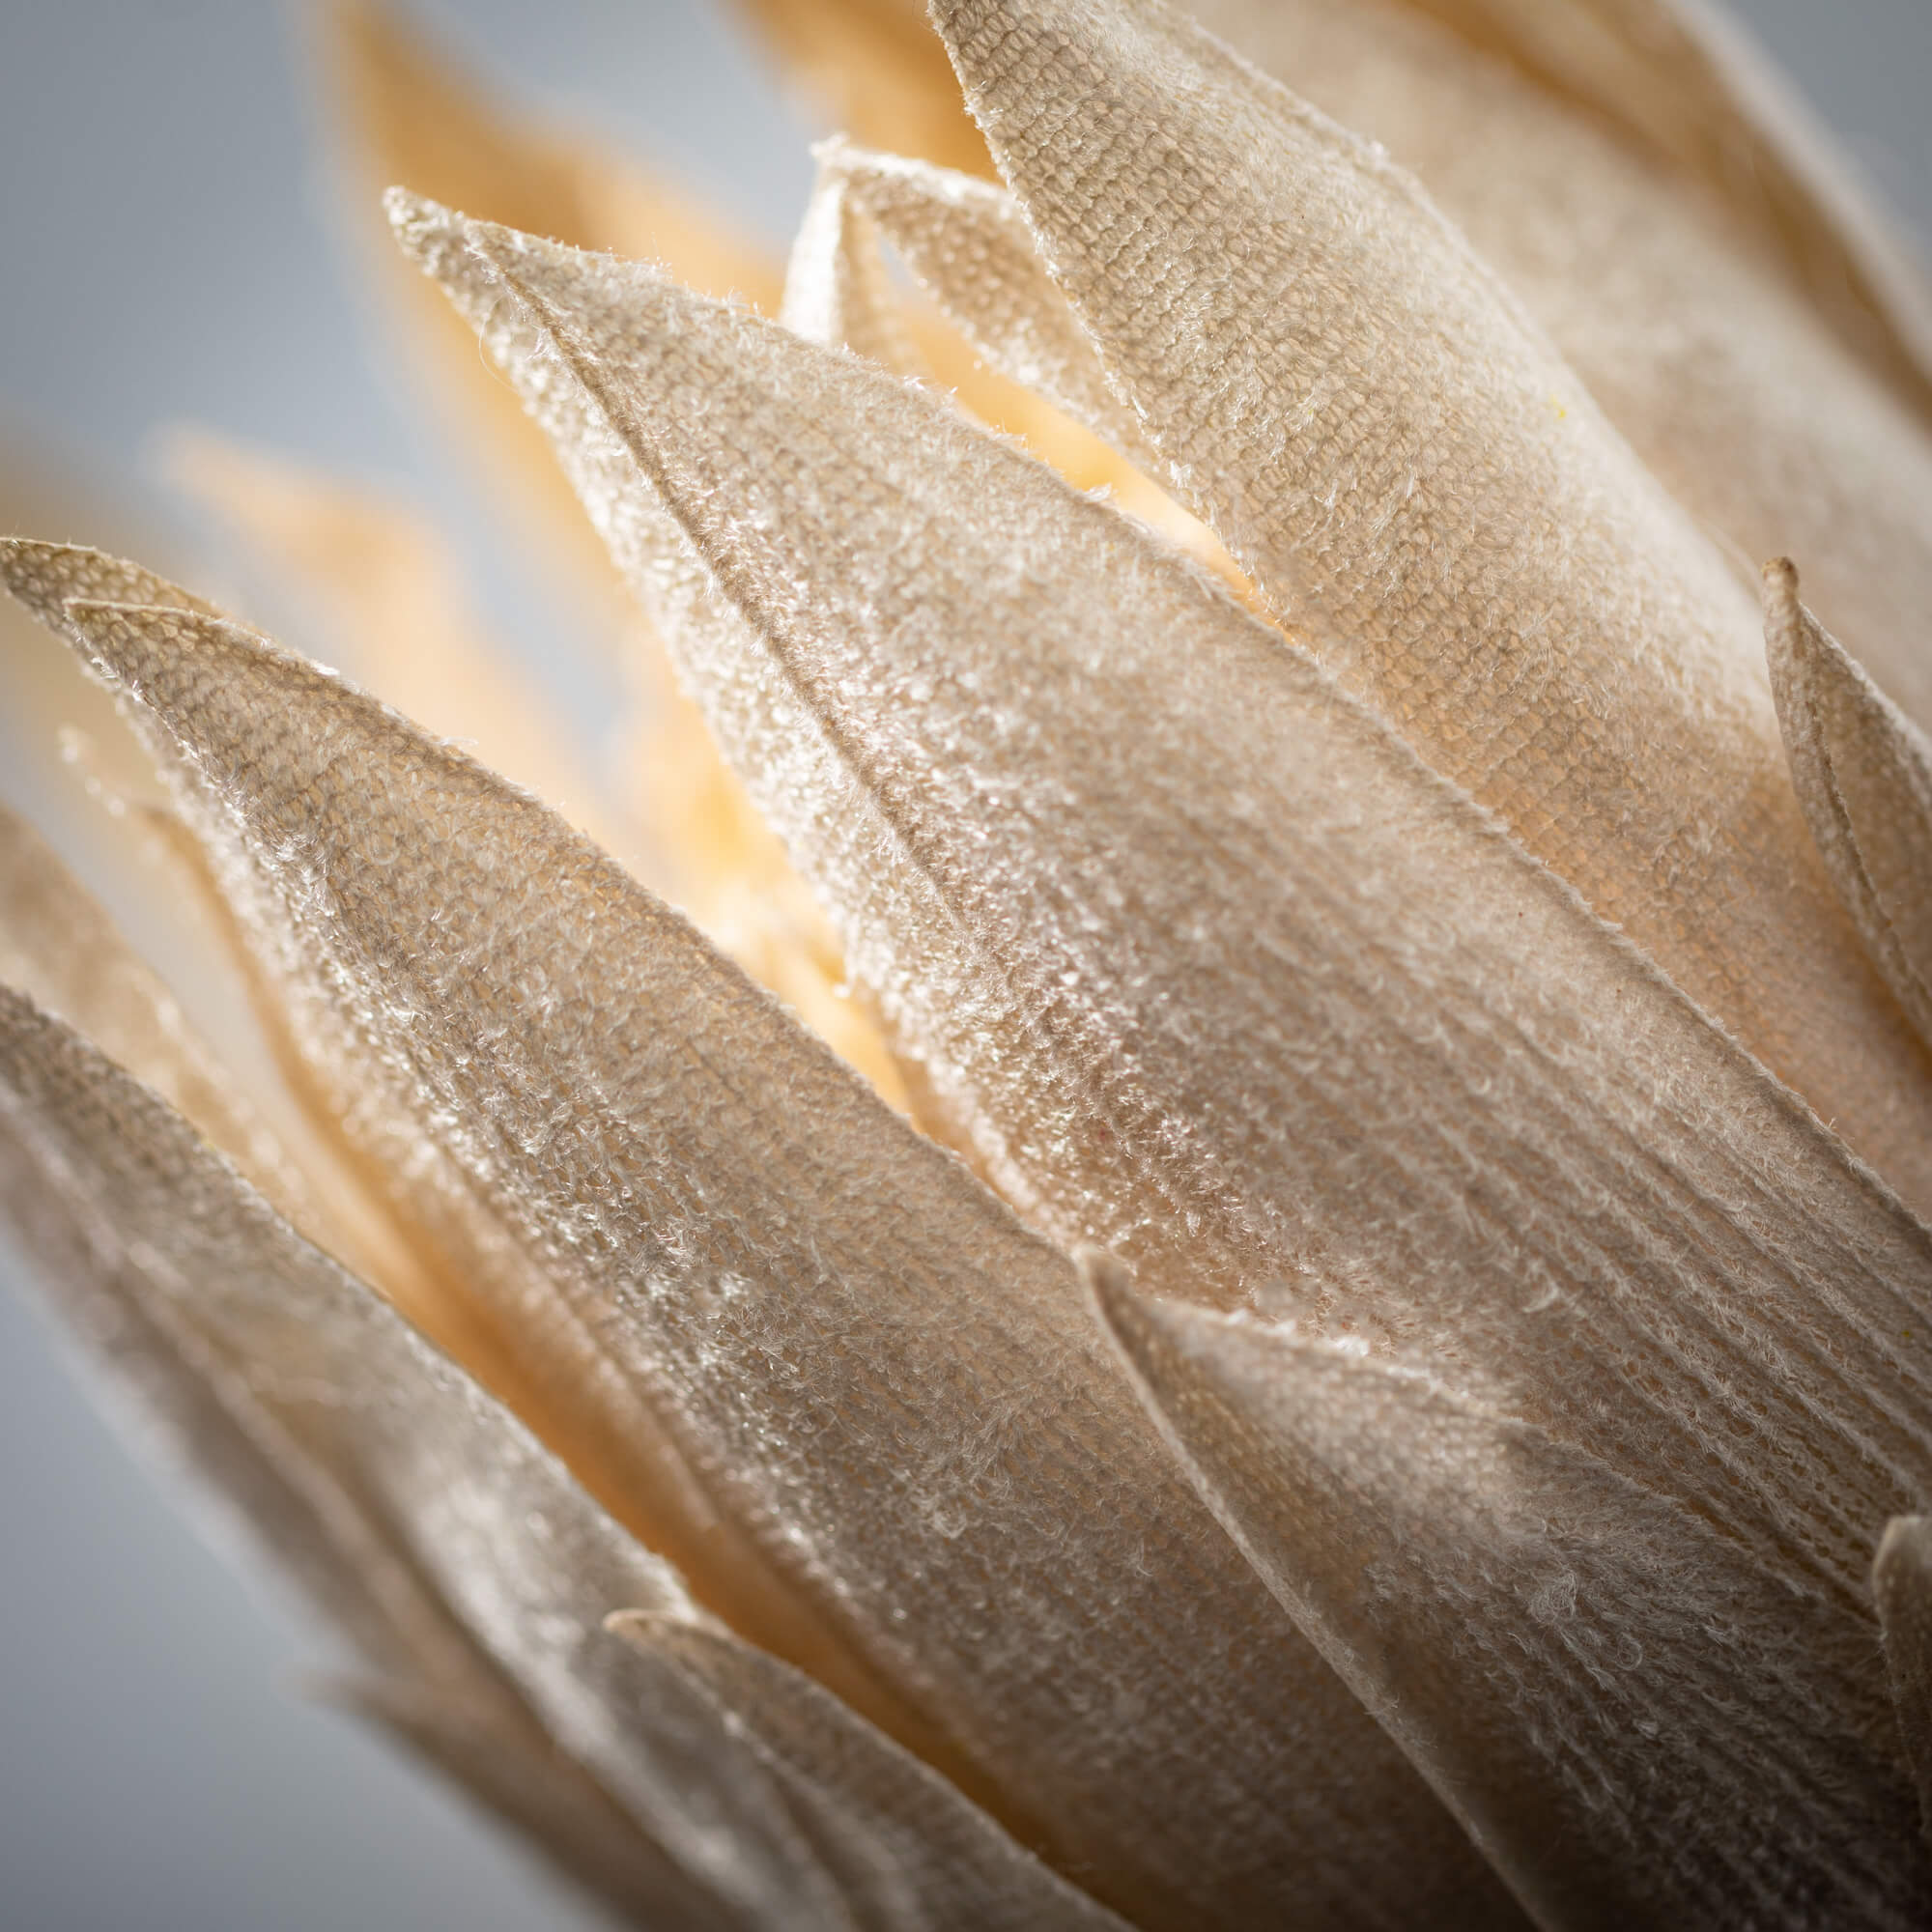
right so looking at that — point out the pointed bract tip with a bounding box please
[1878,1516,1932,1593]
[1760,555,1814,684]
[809,132,858,170]
[0,540,219,637]
[1077,1247,1180,1378]
[383,185,465,261]
[382,183,436,224]
[602,1607,714,1673]
[60,595,315,692]
[1074,1244,1136,1319]
[1760,555,1862,706]
[382,190,677,326]
[0,536,94,626]
[923,0,1034,100]
[1762,554,1803,613]
[923,0,975,46]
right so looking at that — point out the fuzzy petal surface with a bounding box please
[0,542,1507,1930]
[927,0,1932,1212]
[1093,1262,1929,1927]
[372,219,1932,1668]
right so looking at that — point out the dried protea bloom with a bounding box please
[9,0,1932,1924]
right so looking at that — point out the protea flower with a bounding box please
[8,0,1932,1924]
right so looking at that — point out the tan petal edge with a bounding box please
[1874,1516,1932,1847]
[3,538,1508,1931]
[1089,1258,1929,1927]
[1764,557,1932,1054]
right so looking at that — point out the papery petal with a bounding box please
[0,546,1508,1930]
[0,473,334,1124]
[781,144,925,371]
[779,148,1212,584]
[740,0,1932,440]
[0,541,215,619]
[879,0,1932,733]
[812,143,1147,463]
[928,0,1932,1212]
[785,145,1237,593]
[1764,559,1932,1055]
[1,554,527,1371]
[378,217,1932,1656]
[1875,1517,1932,1844]
[774,141,1221,582]
[1170,0,1932,732]
[0,987,862,1930]
[1089,1261,1928,1928]
[323,4,922,1108]
[0,549,788,1669]
[610,1616,1135,1931]
[1399,0,1932,423]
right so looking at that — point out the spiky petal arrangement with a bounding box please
[7,0,1932,1925]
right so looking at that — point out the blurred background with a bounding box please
[1,1,1928,1925]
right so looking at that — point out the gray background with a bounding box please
[1,2,1927,1926]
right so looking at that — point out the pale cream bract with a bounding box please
[5,0,1932,1926]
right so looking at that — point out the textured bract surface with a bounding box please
[1766,559,1932,1055]
[1094,1263,1929,1926]
[1401,0,1932,418]
[389,195,1932,1561]
[1876,1518,1932,1848]
[0,540,1515,1930]
[9,0,1932,1923]
[927,0,1932,1215]
[1181,0,1932,728]
[0,990,819,1930]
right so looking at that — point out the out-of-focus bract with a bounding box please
[7,0,1932,1925]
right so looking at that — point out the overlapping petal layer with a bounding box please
[926,0,1932,1213]
[1175,0,1932,723]
[8,0,1932,1920]
[387,202,1932,1562]
[753,0,1932,716]
[0,802,312,1227]
[781,148,926,375]
[0,975,1141,1927]
[385,200,1932,1915]
[1399,0,1932,415]
[163,433,625,857]
[0,989,823,1929]
[1765,558,1932,1053]
[0,543,1511,1929]
[1875,1517,1932,1846]
[1092,1260,1926,1925]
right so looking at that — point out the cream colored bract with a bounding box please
[6,1,1932,1925]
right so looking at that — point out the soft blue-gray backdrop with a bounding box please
[1,2,1928,1926]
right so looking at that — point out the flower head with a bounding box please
[7,0,1932,1925]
